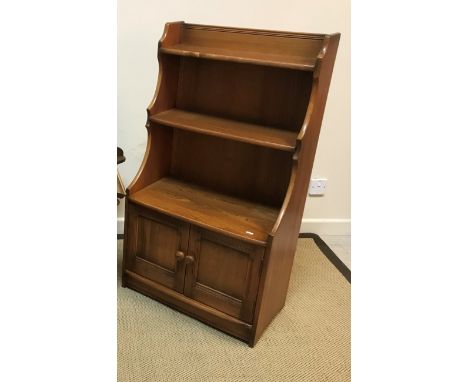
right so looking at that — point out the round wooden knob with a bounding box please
[175,251,185,261]
[185,255,194,264]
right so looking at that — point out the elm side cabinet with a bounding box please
[122,22,340,347]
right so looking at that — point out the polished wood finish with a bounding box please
[174,57,312,132]
[160,43,316,71]
[170,130,292,207]
[124,270,252,341]
[159,23,324,71]
[150,109,297,151]
[130,177,278,245]
[252,34,341,345]
[184,228,264,323]
[125,203,189,293]
[122,22,340,347]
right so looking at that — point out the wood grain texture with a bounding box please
[175,56,312,132]
[161,44,316,71]
[160,23,324,71]
[251,34,341,346]
[128,22,182,195]
[150,109,297,151]
[185,228,264,323]
[124,269,253,342]
[125,203,189,293]
[128,177,279,245]
[123,21,340,347]
[170,129,292,207]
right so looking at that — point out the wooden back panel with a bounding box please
[170,129,292,207]
[176,57,312,131]
[171,23,324,62]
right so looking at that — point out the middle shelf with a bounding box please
[129,177,280,245]
[149,109,298,152]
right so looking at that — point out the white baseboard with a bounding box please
[117,217,350,236]
[300,218,351,236]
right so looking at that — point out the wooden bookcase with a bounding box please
[122,22,340,346]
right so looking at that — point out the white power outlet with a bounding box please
[309,178,327,195]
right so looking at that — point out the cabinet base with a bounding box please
[123,270,256,346]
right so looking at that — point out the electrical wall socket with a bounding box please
[309,178,327,196]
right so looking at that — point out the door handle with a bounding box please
[185,255,194,264]
[175,251,185,262]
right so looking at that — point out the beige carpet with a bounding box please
[118,238,350,382]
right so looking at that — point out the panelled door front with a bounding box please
[183,227,264,323]
[125,203,189,293]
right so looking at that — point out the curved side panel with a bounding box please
[126,123,174,196]
[127,22,184,195]
[147,21,183,115]
[251,34,340,346]
[271,34,340,236]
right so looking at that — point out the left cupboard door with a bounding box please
[124,203,190,293]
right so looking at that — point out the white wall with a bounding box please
[117,0,350,235]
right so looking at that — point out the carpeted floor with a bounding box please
[117,238,350,382]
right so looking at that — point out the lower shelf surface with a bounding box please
[128,177,279,245]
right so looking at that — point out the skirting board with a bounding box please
[117,216,350,236]
[300,218,350,235]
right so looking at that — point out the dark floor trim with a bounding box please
[299,233,351,283]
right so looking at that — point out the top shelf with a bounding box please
[159,23,326,71]
[160,43,316,71]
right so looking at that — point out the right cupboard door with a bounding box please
[184,227,264,323]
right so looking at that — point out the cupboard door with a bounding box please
[125,203,189,293]
[184,227,264,323]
